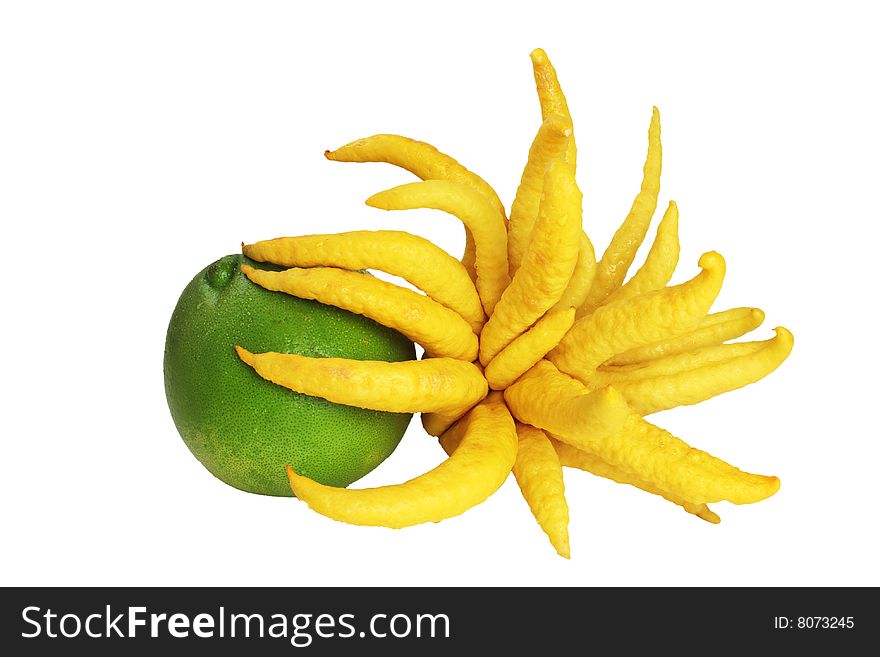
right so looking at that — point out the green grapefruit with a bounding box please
[163,254,415,496]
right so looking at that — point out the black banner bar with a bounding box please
[1,587,873,654]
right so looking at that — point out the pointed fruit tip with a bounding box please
[773,326,794,346]
[234,345,254,365]
[698,250,725,270]
[530,48,548,63]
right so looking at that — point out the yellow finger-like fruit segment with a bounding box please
[243,230,485,333]
[549,437,720,523]
[325,133,506,281]
[602,200,680,307]
[580,108,662,313]
[503,360,630,452]
[241,265,478,361]
[512,423,571,558]
[589,340,768,390]
[480,159,583,364]
[529,48,595,311]
[611,327,794,415]
[549,251,725,382]
[530,48,577,169]
[424,357,487,436]
[562,413,780,505]
[285,392,517,529]
[462,231,478,282]
[552,233,597,312]
[236,347,487,415]
[507,114,573,275]
[436,413,467,455]
[423,409,469,438]
[440,414,576,556]
[325,133,506,218]
[607,307,765,366]
[366,181,510,316]
[484,307,576,390]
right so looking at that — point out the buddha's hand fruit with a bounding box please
[169,48,794,559]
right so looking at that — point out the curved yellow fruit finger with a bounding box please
[462,230,478,282]
[243,230,484,333]
[589,340,769,391]
[528,50,593,312]
[424,356,487,436]
[366,181,510,315]
[550,437,719,523]
[602,200,680,307]
[325,133,505,277]
[241,265,478,361]
[236,348,487,415]
[480,159,582,365]
[436,412,469,455]
[560,413,779,505]
[613,327,794,415]
[422,409,471,438]
[325,134,505,217]
[484,307,576,390]
[503,360,630,452]
[549,251,725,382]
[530,48,577,168]
[507,114,573,275]
[285,392,517,529]
[552,232,597,312]
[580,107,662,313]
[512,424,571,558]
[607,307,765,366]
[438,418,573,555]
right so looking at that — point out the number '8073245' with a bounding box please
[774,617,854,629]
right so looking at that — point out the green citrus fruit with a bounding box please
[163,254,415,496]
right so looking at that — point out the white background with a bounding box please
[2,1,878,587]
